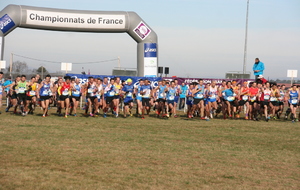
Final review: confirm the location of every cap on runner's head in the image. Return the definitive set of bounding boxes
[126,78,132,83]
[258,75,263,79]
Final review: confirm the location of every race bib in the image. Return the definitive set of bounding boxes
[29,91,36,96]
[227,96,235,101]
[42,90,49,96]
[291,99,298,104]
[96,94,101,99]
[88,88,93,93]
[188,97,193,101]
[211,94,216,98]
[62,90,69,96]
[197,94,203,98]
[144,89,150,97]
[270,97,277,101]
[18,88,25,93]
[109,91,115,96]
[264,95,270,100]
[169,95,175,100]
[242,95,248,101]
[48,91,53,96]
[127,92,132,97]
[250,96,256,102]
[159,93,164,98]
[233,93,237,97]
[73,91,80,95]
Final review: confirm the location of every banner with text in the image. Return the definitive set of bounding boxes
[26,10,126,29]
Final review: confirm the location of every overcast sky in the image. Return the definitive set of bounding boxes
[1,0,299,79]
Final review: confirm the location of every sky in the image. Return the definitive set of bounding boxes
[0,0,299,79]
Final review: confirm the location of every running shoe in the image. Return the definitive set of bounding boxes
[235,114,240,119]
[103,113,107,118]
[245,116,248,120]
[296,119,299,122]
[42,115,46,118]
[89,113,94,117]
[64,115,68,118]
[174,114,178,118]
[205,116,210,121]
[5,107,9,112]
[200,117,206,120]
[73,114,77,117]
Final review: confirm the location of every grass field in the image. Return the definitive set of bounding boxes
[0,108,299,189]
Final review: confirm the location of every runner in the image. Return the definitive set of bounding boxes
[207,80,218,119]
[238,81,250,120]
[15,75,29,116]
[270,83,280,120]
[222,82,235,119]
[135,79,144,117]
[122,78,135,118]
[71,78,82,116]
[165,81,178,118]
[101,77,109,115]
[37,75,53,117]
[286,84,299,122]
[186,83,194,118]
[140,79,152,119]
[191,79,205,120]
[152,80,167,117]
[84,76,97,117]
[113,77,122,118]
[248,82,259,121]
[277,85,286,119]
[26,76,38,114]
[3,76,13,112]
[262,83,271,122]
[0,72,3,114]
[103,78,116,118]
[58,76,72,117]
[216,80,227,118]
[94,78,103,116]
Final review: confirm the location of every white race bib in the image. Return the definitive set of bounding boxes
[242,95,248,101]
[227,96,235,101]
[62,90,69,96]
[291,99,298,104]
[73,91,80,95]
[197,94,203,98]
[18,88,25,93]
[270,97,277,101]
[127,92,132,97]
[264,95,270,100]
[29,91,36,96]
[250,96,256,101]
[169,95,175,100]
[211,94,216,98]
[109,91,115,96]
[88,88,93,93]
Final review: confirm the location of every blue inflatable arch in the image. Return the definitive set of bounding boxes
[0,4,158,77]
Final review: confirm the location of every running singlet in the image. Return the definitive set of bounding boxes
[167,87,176,101]
[105,84,115,97]
[72,84,81,97]
[208,86,218,102]
[240,87,249,101]
[289,90,298,105]
[102,83,108,96]
[27,83,37,96]
[141,85,152,99]
[87,83,97,97]
[278,90,285,102]
[123,84,134,101]
[194,85,205,99]
[263,89,271,101]
[40,82,51,96]
[222,89,234,102]
[158,85,167,99]
[249,87,259,102]
[270,90,279,102]
[114,83,122,96]
[16,81,27,94]
[60,82,71,96]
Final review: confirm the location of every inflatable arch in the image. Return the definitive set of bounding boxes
[0,4,158,77]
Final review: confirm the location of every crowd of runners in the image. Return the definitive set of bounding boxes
[0,71,299,122]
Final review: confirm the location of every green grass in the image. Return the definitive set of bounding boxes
[0,108,300,189]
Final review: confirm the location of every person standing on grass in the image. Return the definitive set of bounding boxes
[253,58,265,81]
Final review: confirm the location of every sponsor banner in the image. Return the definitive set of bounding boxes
[144,57,157,77]
[144,43,157,57]
[0,14,15,33]
[26,10,126,29]
[163,77,254,85]
[133,21,151,40]
[66,74,162,87]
